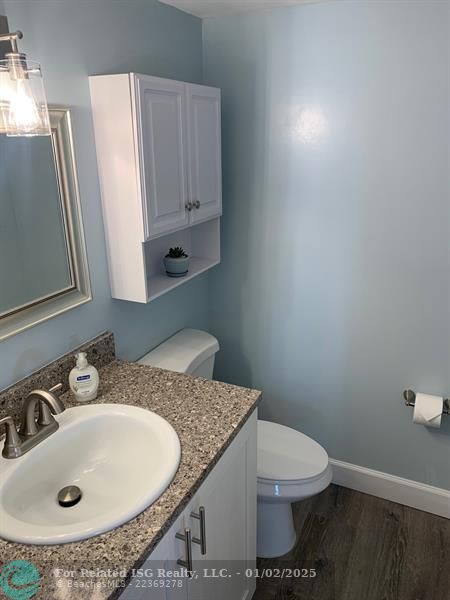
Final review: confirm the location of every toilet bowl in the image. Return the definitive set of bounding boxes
[137,329,332,559]
[257,420,332,557]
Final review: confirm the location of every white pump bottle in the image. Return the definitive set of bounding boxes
[69,352,99,402]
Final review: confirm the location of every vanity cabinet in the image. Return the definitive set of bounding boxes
[89,74,221,303]
[121,411,257,600]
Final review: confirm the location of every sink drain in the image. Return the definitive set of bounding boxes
[58,485,82,508]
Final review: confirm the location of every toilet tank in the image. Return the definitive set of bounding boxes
[137,329,220,379]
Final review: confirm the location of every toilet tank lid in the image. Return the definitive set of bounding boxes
[137,329,219,374]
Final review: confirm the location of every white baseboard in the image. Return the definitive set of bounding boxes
[329,458,450,519]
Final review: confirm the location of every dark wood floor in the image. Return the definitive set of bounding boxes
[253,484,450,600]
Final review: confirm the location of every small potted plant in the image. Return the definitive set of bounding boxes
[164,246,190,278]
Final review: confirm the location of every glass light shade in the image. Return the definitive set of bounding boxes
[0,58,51,136]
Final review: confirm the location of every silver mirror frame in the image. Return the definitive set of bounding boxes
[0,107,92,340]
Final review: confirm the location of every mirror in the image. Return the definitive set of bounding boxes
[0,107,91,340]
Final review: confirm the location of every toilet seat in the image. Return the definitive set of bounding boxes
[257,420,329,483]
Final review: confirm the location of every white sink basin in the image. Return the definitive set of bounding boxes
[0,404,181,545]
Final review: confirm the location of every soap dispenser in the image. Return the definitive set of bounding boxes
[69,352,99,402]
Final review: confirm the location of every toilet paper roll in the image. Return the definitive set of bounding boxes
[413,393,443,429]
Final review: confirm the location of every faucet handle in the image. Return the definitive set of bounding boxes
[49,383,63,395]
[37,384,65,427]
[37,402,56,427]
[0,416,22,459]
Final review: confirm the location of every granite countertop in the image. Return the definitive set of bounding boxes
[0,360,261,599]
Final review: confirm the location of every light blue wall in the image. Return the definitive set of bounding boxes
[203,0,450,489]
[0,0,209,390]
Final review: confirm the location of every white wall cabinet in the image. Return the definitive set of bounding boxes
[121,411,257,600]
[89,73,222,303]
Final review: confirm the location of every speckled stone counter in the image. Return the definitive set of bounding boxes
[0,360,261,599]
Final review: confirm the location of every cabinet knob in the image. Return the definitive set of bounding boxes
[176,527,193,576]
[193,200,200,209]
[185,202,193,212]
[191,506,206,555]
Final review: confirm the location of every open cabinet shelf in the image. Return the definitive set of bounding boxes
[144,218,220,302]
[147,257,219,301]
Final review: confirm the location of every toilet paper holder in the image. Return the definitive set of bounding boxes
[403,389,450,416]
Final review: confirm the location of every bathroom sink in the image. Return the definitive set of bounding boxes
[0,404,181,545]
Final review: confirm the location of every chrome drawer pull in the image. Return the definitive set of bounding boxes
[191,506,206,555]
[176,527,193,576]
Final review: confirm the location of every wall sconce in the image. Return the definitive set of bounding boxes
[0,17,51,136]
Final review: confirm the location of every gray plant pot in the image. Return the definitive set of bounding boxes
[164,256,190,278]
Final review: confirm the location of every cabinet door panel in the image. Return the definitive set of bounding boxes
[136,76,189,238]
[186,85,222,224]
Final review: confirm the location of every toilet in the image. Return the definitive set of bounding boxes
[257,420,332,557]
[138,329,332,558]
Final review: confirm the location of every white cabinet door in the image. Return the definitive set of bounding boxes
[135,75,189,239]
[188,413,257,600]
[186,84,222,225]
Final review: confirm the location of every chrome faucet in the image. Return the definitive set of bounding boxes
[0,384,65,459]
